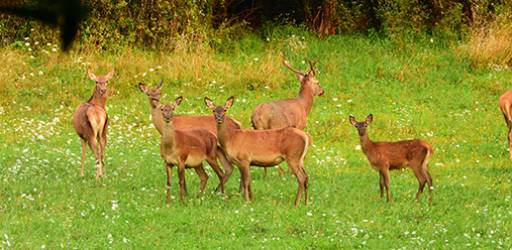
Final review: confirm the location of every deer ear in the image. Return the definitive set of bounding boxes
[104,69,115,81]
[366,114,373,124]
[225,96,235,109]
[138,82,148,93]
[174,96,183,106]
[156,80,163,90]
[204,97,216,110]
[349,115,357,126]
[87,69,97,81]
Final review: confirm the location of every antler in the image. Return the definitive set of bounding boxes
[280,52,304,76]
[307,60,317,76]
[156,79,163,88]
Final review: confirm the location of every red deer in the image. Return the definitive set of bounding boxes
[251,54,324,176]
[72,68,114,178]
[138,81,242,136]
[205,96,311,207]
[499,91,512,160]
[349,114,433,203]
[138,81,239,192]
[158,97,226,204]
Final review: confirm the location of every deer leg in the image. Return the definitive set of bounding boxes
[382,168,392,202]
[379,171,385,198]
[86,137,102,179]
[177,161,187,203]
[194,165,208,197]
[216,150,232,192]
[206,157,225,194]
[99,134,106,177]
[239,162,252,202]
[289,162,305,207]
[424,170,433,203]
[276,165,286,177]
[80,139,86,177]
[508,129,512,160]
[301,167,309,206]
[165,163,173,205]
[263,167,268,178]
[412,167,427,202]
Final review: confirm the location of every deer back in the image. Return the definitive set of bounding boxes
[251,99,307,130]
[364,139,430,169]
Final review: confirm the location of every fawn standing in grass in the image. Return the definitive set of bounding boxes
[206,96,311,207]
[158,97,225,204]
[349,114,433,203]
[72,69,114,178]
[251,54,324,177]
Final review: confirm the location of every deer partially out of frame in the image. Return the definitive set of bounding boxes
[205,96,311,207]
[349,114,434,203]
[72,68,114,178]
[138,81,239,192]
[251,54,324,176]
[158,97,226,204]
[499,91,512,160]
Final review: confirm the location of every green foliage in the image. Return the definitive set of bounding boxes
[1,31,511,248]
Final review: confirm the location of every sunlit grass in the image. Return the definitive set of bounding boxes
[1,30,511,248]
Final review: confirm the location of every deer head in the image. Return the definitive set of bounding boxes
[88,68,114,96]
[204,96,234,124]
[349,114,373,136]
[158,96,183,123]
[139,80,163,107]
[281,53,324,96]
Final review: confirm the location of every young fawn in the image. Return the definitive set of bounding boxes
[158,97,225,204]
[349,114,434,203]
[205,96,311,207]
[251,54,324,177]
[72,69,114,178]
[499,91,512,160]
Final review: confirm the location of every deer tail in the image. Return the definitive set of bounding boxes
[420,142,433,171]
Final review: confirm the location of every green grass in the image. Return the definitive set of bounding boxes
[1,31,511,249]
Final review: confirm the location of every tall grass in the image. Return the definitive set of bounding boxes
[459,6,512,69]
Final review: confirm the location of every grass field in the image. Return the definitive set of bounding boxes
[1,30,511,249]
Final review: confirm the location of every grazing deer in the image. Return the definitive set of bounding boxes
[251,54,324,176]
[158,97,226,204]
[499,91,512,160]
[349,114,434,203]
[138,81,239,192]
[72,68,114,178]
[205,96,311,207]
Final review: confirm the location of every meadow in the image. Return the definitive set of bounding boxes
[0,29,511,249]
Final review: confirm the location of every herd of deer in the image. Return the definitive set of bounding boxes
[73,55,512,207]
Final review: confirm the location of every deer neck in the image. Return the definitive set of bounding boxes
[360,132,374,154]
[88,87,106,108]
[161,121,176,148]
[149,100,164,135]
[151,108,165,135]
[217,118,233,148]
[298,85,314,115]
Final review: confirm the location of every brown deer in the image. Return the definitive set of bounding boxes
[205,96,311,207]
[251,54,324,176]
[138,81,242,136]
[499,91,512,160]
[138,81,239,192]
[349,114,434,203]
[72,68,114,178]
[158,97,226,204]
